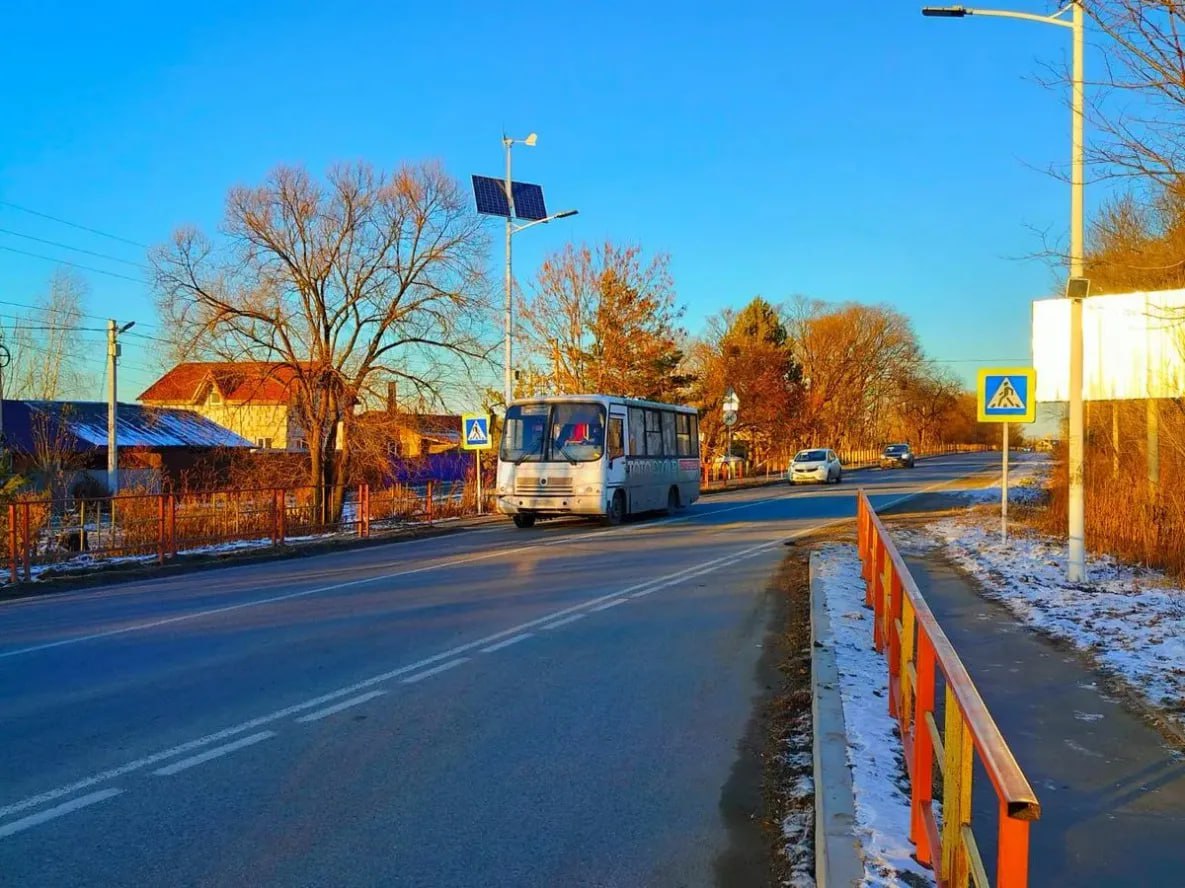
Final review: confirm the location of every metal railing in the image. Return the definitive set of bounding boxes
[3,481,490,584]
[856,491,1040,888]
[701,443,992,488]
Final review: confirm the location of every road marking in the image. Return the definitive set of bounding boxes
[152,731,276,777]
[0,485,802,659]
[589,599,628,612]
[0,465,987,820]
[480,633,533,654]
[295,691,387,723]
[541,613,586,630]
[0,788,123,840]
[402,657,469,684]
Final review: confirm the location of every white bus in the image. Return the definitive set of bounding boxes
[496,395,702,528]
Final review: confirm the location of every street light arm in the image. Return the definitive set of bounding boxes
[512,210,579,234]
[923,4,1074,28]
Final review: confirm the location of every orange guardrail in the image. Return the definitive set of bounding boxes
[856,490,1040,888]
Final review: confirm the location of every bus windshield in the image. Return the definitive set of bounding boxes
[501,402,606,464]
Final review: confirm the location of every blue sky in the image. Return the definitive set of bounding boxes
[0,0,1105,407]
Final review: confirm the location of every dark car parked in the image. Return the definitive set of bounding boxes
[880,443,915,469]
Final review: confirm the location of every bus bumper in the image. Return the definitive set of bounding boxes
[497,494,606,516]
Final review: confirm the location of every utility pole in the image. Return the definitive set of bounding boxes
[107,319,135,494]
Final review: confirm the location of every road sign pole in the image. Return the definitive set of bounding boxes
[476,450,483,516]
[1001,422,1009,543]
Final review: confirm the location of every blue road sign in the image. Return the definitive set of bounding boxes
[977,368,1037,423]
[462,413,491,450]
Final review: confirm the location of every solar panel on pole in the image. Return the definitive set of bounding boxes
[471,175,510,217]
[510,182,547,221]
[471,175,549,221]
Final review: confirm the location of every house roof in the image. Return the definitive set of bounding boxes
[357,411,463,445]
[1,401,254,452]
[139,362,302,405]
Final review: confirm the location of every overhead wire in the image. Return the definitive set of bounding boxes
[0,245,147,284]
[0,200,148,248]
[0,227,148,269]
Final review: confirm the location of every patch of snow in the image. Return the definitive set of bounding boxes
[781,708,816,888]
[895,508,1185,728]
[814,543,936,887]
[959,453,1050,506]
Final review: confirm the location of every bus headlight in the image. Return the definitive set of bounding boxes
[583,485,601,495]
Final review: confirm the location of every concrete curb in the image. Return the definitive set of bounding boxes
[809,550,865,888]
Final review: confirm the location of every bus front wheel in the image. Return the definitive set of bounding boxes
[513,513,536,529]
[603,491,625,527]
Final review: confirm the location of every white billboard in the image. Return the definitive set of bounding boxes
[1032,289,1185,401]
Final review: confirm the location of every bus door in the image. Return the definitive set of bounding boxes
[607,407,628,506]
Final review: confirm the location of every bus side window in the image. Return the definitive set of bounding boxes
[628,407,646,455]
[608,417,625,460]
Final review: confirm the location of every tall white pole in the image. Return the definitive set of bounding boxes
[503,139,515,407]
[107,319,119,495]
[1067,0,1086,581]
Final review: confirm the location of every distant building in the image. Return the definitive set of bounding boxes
[0,399,254,490]
[139,362,306,450]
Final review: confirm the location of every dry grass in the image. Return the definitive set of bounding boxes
[1034,401,1185,578]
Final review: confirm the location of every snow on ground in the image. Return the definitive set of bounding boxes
[780,706,816,888]
[958,452,1049,506]
[814,543,936,887]
[893,491,1185,728]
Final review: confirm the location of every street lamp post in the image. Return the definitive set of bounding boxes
[922,1,1088,581]
[500,133,578,406]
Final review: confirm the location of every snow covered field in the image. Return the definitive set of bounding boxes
[814,544,935,886]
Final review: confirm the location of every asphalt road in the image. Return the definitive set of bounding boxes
[0,452,996,887]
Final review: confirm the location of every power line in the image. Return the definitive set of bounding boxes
[0,201,147,248]
[0,298,161,333]
[0,245,147,285]
[0,228,148,269]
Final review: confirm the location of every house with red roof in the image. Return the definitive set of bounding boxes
[138,362,306,451]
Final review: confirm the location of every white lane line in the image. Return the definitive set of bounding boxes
[295,691,387,724]
[541,613,586,630]
[0,496,958,821]
[152,731,276,777]
[0,788,123,840]
[0,485,797,660]
[588,599,628,612]
[480,633,533,654]
[401,657,469,684]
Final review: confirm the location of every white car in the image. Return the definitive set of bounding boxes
[788,448,843,484]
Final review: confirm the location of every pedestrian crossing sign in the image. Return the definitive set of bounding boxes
[977,368,1037,423]
[462,413,492,450]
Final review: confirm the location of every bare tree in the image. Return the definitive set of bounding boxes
[2,268,92,400]
[151,161,491,521]
[517,242,687,400]
[783,298,923,448]
[1080,2,1185,186]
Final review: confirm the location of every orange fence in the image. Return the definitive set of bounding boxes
[856,490,1040,888]
[3,481,487,584]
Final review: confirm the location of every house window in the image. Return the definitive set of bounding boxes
[255,437,273,450]
[208,391,222,405]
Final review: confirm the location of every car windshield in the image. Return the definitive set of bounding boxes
[885,445,908,455]
[795,449,828,462]
[500,402,606,464]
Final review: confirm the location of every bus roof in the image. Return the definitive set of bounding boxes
[507,394,698,414]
